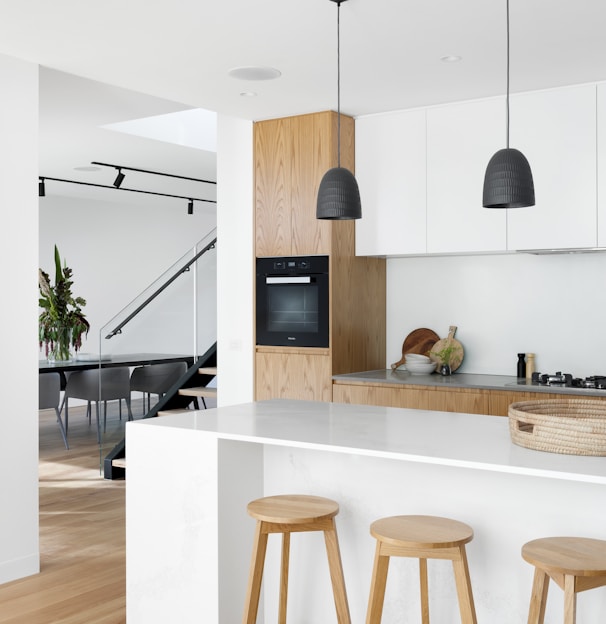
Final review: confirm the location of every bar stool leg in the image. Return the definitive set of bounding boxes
[323,518,351,624]
[278,532,290,624]
[563,575,576,624]
[527,568,549,624]
[451,546,477,624]
[243,521,269,624]
[419,558,429,624]
[366,542,389,624]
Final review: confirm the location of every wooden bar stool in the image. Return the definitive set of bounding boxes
[522,536,606,624]
[366,515,477,624]
[242,494,351,624]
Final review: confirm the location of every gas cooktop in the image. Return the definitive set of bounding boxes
[529,371,606,390]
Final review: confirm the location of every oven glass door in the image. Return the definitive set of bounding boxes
[257,270,329,347]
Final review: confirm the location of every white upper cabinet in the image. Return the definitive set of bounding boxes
[355,110,427,256]
[598,83,606,247]
[507,84,597,250]
[426,98,507,253]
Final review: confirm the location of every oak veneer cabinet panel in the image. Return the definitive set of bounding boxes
[256,349,332,402]
[332,383,429,409]
[487,390,606,416]
[427,388,489,415]
[254,111,356,257]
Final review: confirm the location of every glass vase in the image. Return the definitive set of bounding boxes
[47,326,73,362]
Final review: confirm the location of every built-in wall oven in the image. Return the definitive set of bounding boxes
[256,255,329,348]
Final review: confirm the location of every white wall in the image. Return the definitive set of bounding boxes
[0,54,40,583]
[387,251,606,377]
[216,114,254,406]
[38,195,217,357]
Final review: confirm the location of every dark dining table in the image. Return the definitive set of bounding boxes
[39,352,195,388]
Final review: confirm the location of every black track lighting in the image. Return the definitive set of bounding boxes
[37,176,217,206]
[113,168,125,188]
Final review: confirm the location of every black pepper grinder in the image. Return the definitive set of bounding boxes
[517,353,526,378]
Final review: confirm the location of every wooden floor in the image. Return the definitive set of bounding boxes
[0,403,129,624]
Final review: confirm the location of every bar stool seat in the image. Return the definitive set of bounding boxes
[242,494,350,624]
[522,536,606,624]
[366,515,477,624]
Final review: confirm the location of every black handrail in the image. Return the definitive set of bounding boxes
[104,236,217,339]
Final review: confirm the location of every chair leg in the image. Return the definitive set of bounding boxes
[366,542,389,624]
[64,398,69,433]
[324,519,351,624]
[243,521,269,624]
[419,558,429,624]
[527,568,549,624]
[54,407,69,450]
[95,402,101,444]
[202,396,207,409]
[126,396,133,421]
[279,532,290,624]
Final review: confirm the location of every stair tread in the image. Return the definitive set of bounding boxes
[198,366,217,375]
[178,386,217,398]
[157,408,193,416]
[112,458,126,469]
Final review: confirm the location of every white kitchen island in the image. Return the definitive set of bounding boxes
[125,399,606,623]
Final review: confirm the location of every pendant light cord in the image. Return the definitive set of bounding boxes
[336,0,342,168]
[506,0,510,149]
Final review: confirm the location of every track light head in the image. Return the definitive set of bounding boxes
[39,178,46,197]
[113,168,125,188]
[187,199,194,215]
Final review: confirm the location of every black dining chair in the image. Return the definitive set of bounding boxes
[39,372,69,449]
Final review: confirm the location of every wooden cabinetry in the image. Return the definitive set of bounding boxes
[355,110,427,256]
[333,381,606,417]
[254,111,386,402]
[507,84,597,250]
[255,111,355,257]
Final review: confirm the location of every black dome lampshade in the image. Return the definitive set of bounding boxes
[483,0,535,209]
[317,0,362,220]
[483,147,535,208]
[317,166,362,220]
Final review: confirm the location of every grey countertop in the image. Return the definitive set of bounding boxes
[332,369,606,398]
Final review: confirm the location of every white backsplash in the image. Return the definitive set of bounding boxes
[387,251,606,377]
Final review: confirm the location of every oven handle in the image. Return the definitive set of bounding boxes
[266,276,311,284]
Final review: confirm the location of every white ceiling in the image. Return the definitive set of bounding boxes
[2,0,606,203]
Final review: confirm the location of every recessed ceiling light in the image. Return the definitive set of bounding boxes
[228,66,281,81]
[240,91,258,98]
[440,55,462,63]
[74,165,102,172]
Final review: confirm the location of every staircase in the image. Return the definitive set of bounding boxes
[103,343,217,479]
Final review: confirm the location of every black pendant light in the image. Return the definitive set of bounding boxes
[316,0,361,220]
[483,0,535,209]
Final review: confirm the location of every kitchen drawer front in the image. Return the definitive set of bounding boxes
[333,383,429,409]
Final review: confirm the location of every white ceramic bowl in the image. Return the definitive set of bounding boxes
[405,353,431,362]
[406,360,437,375]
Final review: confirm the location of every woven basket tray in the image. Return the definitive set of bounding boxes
[508,399,606,456]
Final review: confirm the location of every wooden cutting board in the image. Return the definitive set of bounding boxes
[391,328,440,370]
[429,325,464,372]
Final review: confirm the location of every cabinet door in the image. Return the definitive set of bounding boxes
[598,83,606,247]
[255,351,332,401]
[355,110,427,256]
[427,98,507,253]
[507,85,597,250]
[255,117,292,257]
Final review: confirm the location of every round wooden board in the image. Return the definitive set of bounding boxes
[391,328,439,370]
[429,326,464,372]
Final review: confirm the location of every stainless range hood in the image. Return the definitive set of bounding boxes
[516,247,606,255]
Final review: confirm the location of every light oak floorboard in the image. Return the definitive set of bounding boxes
[0,402,130,624]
